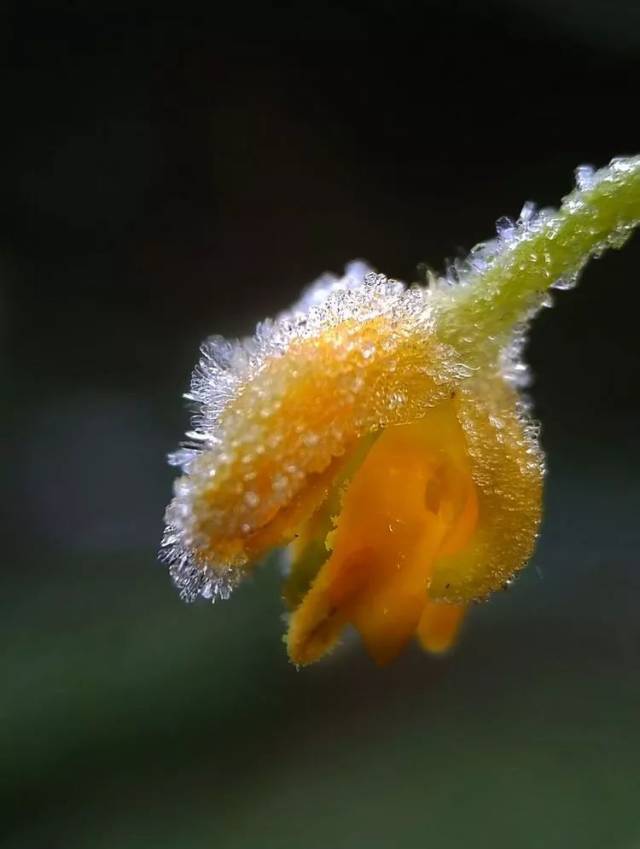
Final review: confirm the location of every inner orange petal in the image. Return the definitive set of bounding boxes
[416,600,466,654]
[287,401,478,666]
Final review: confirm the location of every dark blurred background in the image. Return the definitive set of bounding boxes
[2,3,640,848]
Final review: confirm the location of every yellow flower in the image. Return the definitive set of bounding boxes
[162,157,640,666]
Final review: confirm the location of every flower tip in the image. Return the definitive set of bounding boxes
[416,601,466,655]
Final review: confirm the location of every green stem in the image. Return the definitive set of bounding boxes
[437,156,640,353]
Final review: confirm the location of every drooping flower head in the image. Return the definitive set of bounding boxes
[162,157,640,666]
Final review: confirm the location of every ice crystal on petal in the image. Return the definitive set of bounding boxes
[496,216,516,242]
[159,524,239,603]
[575,164,596,192]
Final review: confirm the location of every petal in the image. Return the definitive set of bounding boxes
[416,601,466,654]
[428,377,543,603]
[163,272,468,596]
[287,402,479,666]
[282,432,378,610]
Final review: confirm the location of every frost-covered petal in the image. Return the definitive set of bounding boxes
[162,269,470,598]
[428,376,543,602]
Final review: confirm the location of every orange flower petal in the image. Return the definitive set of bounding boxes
[428,378,543,603]
[416,601,466,654]
[287,402,478,665]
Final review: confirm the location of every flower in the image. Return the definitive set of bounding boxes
[162,156,640,666]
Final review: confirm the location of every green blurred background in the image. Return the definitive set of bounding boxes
[3,3,640,847]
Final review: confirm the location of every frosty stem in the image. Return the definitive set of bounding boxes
[438,156,640,353]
